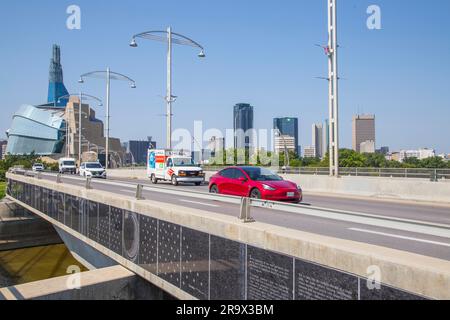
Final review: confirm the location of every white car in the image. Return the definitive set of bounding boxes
[32,163,44,172]
[79,162,107,179]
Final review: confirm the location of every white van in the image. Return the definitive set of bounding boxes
[147,149,205,186]
[58,158,77,174]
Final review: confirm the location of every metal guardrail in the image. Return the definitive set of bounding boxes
[202,166,450,181]
[8,170,450,240]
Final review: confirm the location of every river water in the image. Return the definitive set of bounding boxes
[0,244,88,288]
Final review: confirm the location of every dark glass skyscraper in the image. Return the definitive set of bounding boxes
[47,45,69,107]
[273,117,299,155]
[128,138,157,165]
[233,103,254,150]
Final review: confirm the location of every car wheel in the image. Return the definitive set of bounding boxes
[171,175,179,186]
[250,188,261,199]
[151,174,158,184]
[210,185,219,194]
[195,182,202,186]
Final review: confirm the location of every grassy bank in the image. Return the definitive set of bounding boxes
[0,182,5,200]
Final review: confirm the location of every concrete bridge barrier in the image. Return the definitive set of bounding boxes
[5,172,450,300]
[283,174,450,204]
[108,168,450,204]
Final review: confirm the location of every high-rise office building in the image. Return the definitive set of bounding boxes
[234,103,254,150]
[360,140,375,154]
[207,136,225,157]
[304,146,316,158]
[273,117,299,155]
[352,115,376,153]
[48,45,69,107]
[0,140,7,160]
[323,119,330,156]
[376,146,390,155]
[274,135,297,154]
[128,138,157,165]
[312,123,324,159]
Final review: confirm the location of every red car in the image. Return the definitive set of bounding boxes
[209,166,303,203]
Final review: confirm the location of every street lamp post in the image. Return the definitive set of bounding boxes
[58,93,103,166]
[78,69,136,169]
[130,27,206,149]
[328,0,339,177]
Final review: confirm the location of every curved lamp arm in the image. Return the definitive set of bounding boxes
[79,71,136,87]
[58,93,103,106]
[130,30,205,56]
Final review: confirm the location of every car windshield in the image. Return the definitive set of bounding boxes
[172,158,196,167]
[63,161,75,166]
[242,167,283,181]
[34,164,43,167]
[86,163,103,169]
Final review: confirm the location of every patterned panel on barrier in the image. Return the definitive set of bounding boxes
[25,183,31,207]
[123,211,139,263]
[6,179,12,197]
[247,246,294,300]
[34,186,41,212]
[109,207,123,255]
[158,221,181,287]
[294,259,358,300]
[210,236,246,300]
[56,192,65,223]
[87,200,99,242]
[79,198,88,236]
[49,190,58,220]
[98,203,110,248]
[41,188,47,215]
[181,227,209,300]
[64,194,72,228]
[71,196,81,233]
[138,215,158,274]
[359,280,425,300]
[30,183,34,208]
[47,188,54,219]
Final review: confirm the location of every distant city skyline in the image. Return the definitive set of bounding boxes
[1,1,449,154]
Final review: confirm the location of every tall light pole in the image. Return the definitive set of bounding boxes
[78,69,136,169]
[130,28,206,149]
[58,93,103,165]
[328,0,339,177]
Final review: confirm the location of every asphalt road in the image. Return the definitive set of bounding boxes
[21,173,450,261]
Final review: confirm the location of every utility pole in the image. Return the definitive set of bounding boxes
[167,27,173,149]
[328,0,340,177]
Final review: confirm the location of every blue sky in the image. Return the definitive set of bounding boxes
[0,0,449,153]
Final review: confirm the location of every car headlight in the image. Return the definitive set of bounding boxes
[262,184,276,191]
[297,185,302,192]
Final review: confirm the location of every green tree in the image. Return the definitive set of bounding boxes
[339,149,366,167]
[364,153,388,168]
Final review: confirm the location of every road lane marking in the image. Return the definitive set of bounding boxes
[179,199,219,208]
[349,228,450,247]
[120,189,136,194]
[121,189,219,208]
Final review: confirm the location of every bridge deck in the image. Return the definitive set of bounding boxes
[33,173,450,261]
